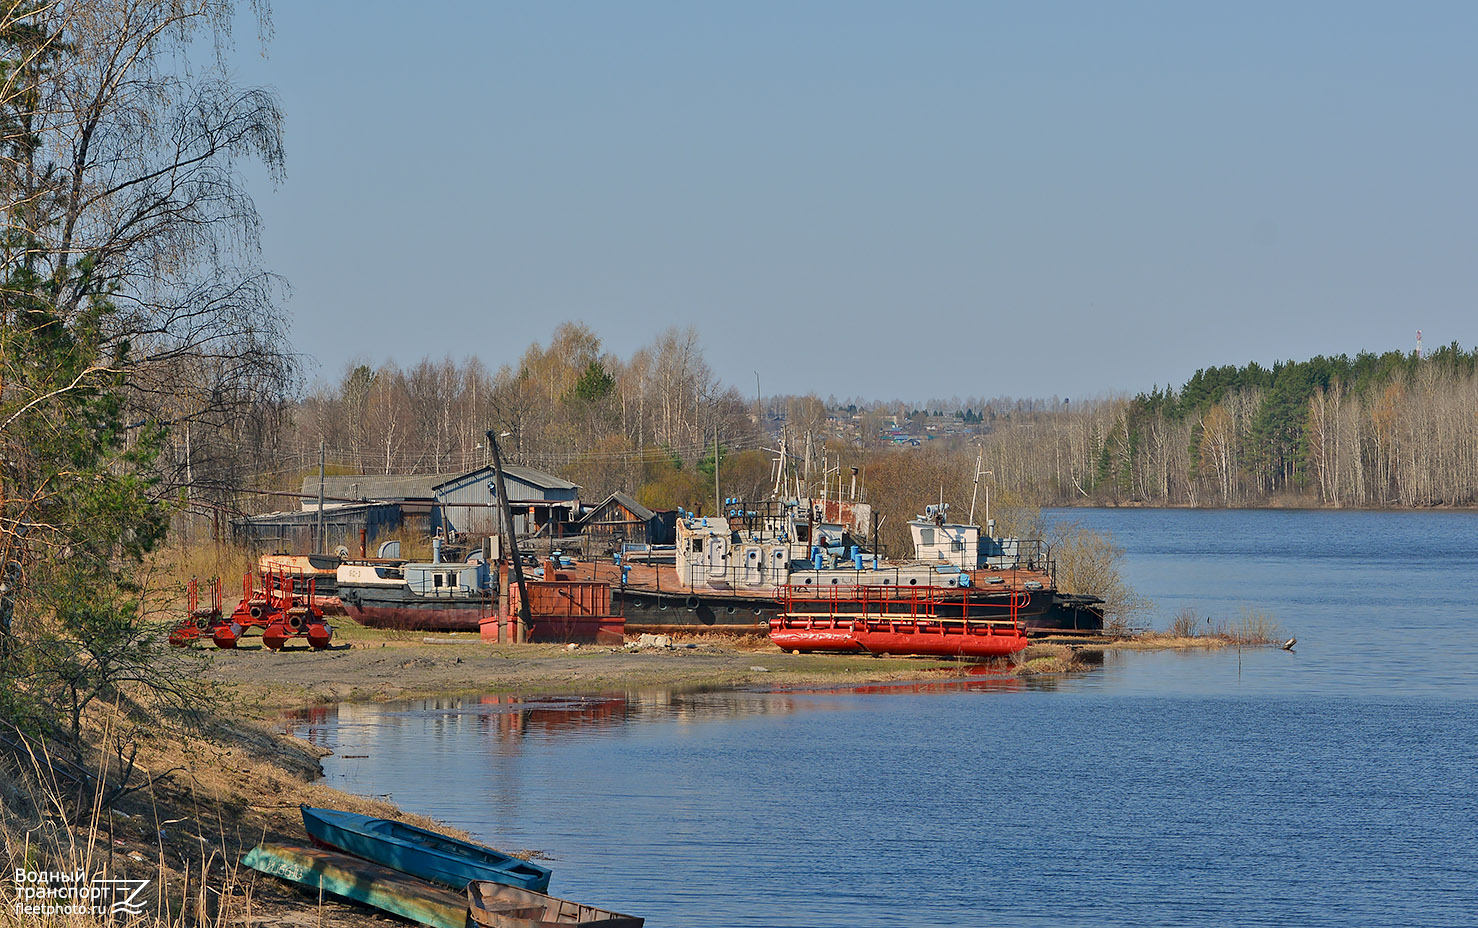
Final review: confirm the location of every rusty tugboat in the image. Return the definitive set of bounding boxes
[571,498,1103,640]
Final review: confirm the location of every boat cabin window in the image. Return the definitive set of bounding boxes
[951,539,964,552]
[918,527,934,545]
[691,537,704,553]
[433,573,445,588]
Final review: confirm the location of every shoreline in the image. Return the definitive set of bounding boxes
[1048,499,1478,512]
[206,626,1255,717]
[209,636,1030,716]
[0,629,1263,928]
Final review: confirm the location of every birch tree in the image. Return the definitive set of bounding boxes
[0,1,289,761]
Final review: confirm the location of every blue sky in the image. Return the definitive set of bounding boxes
[230,2,1478,400]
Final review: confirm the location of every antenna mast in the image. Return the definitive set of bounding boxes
[969,450,983,523]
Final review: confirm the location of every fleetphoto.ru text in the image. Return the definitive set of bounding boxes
[12,869,150,918]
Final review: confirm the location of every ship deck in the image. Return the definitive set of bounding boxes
[572,559,1055,598]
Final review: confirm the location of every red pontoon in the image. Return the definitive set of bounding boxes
[770,584,1030,658]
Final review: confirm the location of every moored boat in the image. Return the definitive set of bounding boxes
[299,805,552,892]
[577,498,1102,636]
[336,558,493,631]
[467,880,644,928]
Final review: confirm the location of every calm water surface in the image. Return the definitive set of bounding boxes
[290,510,1478,927]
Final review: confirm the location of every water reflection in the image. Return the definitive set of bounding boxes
[284,688,830,754]
[278,666,1065,761]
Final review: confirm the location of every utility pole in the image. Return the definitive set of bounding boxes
[316,441,326,553]
[802,431,812,498]
[488,429,531,641]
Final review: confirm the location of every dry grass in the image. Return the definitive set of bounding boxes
[353,533,434,561]
[0,717,262,928]
[145,542,256,597]
[0,696,493,928]
[1116,633,1234,650]
[1168,607,1201,637]
[1147,606,1284,648]
[667,631,776,651]
[1012,643,1079,674]
[1218,607,1283,645]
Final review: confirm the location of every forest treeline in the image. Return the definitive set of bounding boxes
[267,328,1478,565]
[288,322,778,508]
[975,345,1478,508]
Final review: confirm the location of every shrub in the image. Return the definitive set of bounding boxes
[1169,607,1201,637]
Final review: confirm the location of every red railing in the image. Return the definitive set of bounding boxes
[778,583,1025,634]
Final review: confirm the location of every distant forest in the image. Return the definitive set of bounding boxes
[215,328,1478,554]
[984,344,1478,509]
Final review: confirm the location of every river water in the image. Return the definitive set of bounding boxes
[287,509,1478,927]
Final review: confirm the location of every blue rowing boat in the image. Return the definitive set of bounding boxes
[300,805,552,892]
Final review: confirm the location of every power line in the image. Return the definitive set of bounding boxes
[251,433,769,477]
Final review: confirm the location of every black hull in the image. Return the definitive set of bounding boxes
[615,587,1103,636]
[616,589,774,635]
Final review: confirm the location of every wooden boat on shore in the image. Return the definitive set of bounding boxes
[243,842,469,928]
[300,805,552,892]
[468,880,644,928]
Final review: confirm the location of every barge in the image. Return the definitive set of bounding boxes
[574,500,1102,637]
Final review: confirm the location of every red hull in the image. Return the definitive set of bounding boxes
[770,617,1027,657]
[769,619,863,653]
[479,614,625,645]
[480,571,626,644]
[769,584,1030,658]
[851,620,1028,657]
[345,603,486,631]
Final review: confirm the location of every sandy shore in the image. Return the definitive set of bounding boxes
[205,630,1010,713]
[203,623,1251,715]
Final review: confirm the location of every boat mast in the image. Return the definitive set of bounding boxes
[969,450,983,524]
